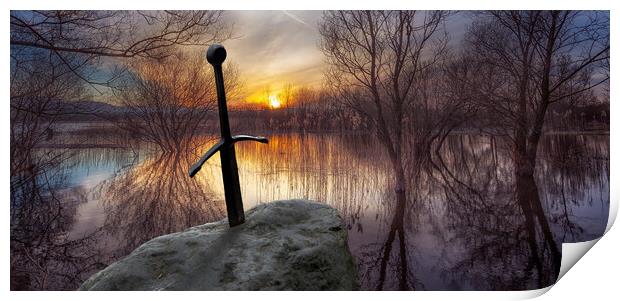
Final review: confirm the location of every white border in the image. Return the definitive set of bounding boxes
[3,1,617,300]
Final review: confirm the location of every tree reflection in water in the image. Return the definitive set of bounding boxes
[364,190,415,290]
[431,134,608,289]
[376,191,409,290]
[10,148,106,290]
[95,151,224,255]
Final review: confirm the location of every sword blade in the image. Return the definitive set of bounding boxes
[219,142,245,226]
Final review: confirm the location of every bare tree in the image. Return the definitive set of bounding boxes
[320,10,449,194]
[319,10,450,290]
[466,11,608,168]
[293,87,315,131]
[280,83,294,109]
[462,10,609,284]
[114,51,240,153]
[10,50,83,173]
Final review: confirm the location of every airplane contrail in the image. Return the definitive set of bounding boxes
[282,11,311,28]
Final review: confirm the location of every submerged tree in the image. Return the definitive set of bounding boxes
[319,10,453,290]
[460,10,609,285]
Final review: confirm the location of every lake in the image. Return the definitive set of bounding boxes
[22,125,610,290]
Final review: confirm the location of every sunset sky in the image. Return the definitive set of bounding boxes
[222,11,325,106]
[218,11,472,108]
[92,11,470,108]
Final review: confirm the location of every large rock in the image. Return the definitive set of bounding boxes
[80,200,358,290]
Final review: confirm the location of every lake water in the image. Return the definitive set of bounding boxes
[29,127,610,290]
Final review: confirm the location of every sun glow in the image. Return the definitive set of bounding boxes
[269,95,281,109]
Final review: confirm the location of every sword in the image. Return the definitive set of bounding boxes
[189,44,268,227]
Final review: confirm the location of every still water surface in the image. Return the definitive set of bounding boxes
[53,129,608,290]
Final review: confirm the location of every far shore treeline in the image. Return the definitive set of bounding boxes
[27,98,611,134]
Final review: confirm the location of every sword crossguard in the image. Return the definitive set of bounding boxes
[230,134,269,144]
[189,135,268,178]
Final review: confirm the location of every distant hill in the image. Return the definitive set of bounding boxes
[50,100,127,121]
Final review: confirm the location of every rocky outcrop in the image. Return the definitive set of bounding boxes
[80,200,358,290]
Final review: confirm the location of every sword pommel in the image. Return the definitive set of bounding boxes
[206,44,227,65]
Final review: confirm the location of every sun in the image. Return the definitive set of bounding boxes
[269,95,281,109]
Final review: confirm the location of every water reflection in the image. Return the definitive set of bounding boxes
[95,152,225,255]
[372,191,411,290]
[430,134,608,289]
[10,126,148,290]
[11,131,609,291]
[226,133,608,290]
[10,147,107,290]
